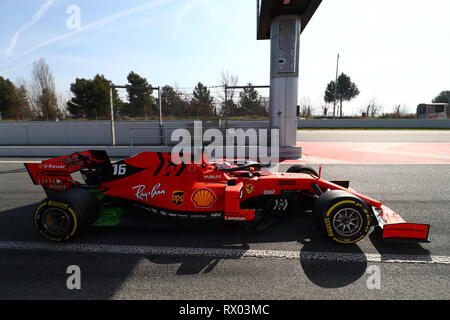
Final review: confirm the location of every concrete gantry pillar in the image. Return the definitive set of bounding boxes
[269,15,301,148]
[257,0,322,157]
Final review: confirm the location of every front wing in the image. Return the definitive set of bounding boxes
[372,205,430,243]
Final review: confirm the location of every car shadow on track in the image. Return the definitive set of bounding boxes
[87,213,371,290]
[295,215,368,289]
[0,204,432,298]
[368,227,431,257]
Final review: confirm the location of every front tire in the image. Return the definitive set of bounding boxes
[34,188,99,242]
[313,190,371,244]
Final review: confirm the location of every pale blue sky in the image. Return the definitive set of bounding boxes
[1,0,449,115]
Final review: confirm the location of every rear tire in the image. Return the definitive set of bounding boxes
[287,165,318,177]
[313,190,371,244]
[34,188,99,242]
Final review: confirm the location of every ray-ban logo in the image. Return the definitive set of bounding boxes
[133,184,166,202]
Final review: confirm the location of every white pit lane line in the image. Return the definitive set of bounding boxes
[0,241,449,265]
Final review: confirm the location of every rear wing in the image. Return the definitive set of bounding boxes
[24,150,111,191]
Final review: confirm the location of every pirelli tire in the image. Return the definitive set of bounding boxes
[313,190,372,244]
[34,188,100,242]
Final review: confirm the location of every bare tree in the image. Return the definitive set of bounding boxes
[218,70,238,116]
[393,104,408,119]
[21,79,38,119]
[219,70,238,94]
[31,58,59,120]
[299,96,315,118]
[362,97,382,118]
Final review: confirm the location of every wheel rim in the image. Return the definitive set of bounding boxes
[332,208,363,237]
[42,208,71,236]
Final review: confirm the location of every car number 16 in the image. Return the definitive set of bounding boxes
[113,164,127,176]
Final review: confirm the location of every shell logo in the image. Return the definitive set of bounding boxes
[191,188,217,208]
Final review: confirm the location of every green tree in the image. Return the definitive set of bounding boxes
[122,72,155,118]
[92,74,122,118]
[0,76,18,119]
[0,77,31,120]
[67,74,121,119]
[324,81,336,105]
[432,91,450,103]
[161,85,186,117]
[324,73,360,118]
[190,82,215,117]
[67,78,92,117]
[238,84,267,117]
[15,83,32,119]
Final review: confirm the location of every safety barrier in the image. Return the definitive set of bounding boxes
[0,120,270,146]
[2,119,447,147]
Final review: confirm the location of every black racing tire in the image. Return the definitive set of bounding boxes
[34,188,100,242]
[286,165,318,177]
[312,190,371,244]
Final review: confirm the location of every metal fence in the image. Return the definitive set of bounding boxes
[129,120,271,147]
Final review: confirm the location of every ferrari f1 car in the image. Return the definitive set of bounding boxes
[24,151,430,244]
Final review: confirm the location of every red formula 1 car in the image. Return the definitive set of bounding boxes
[24,151,430,244]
